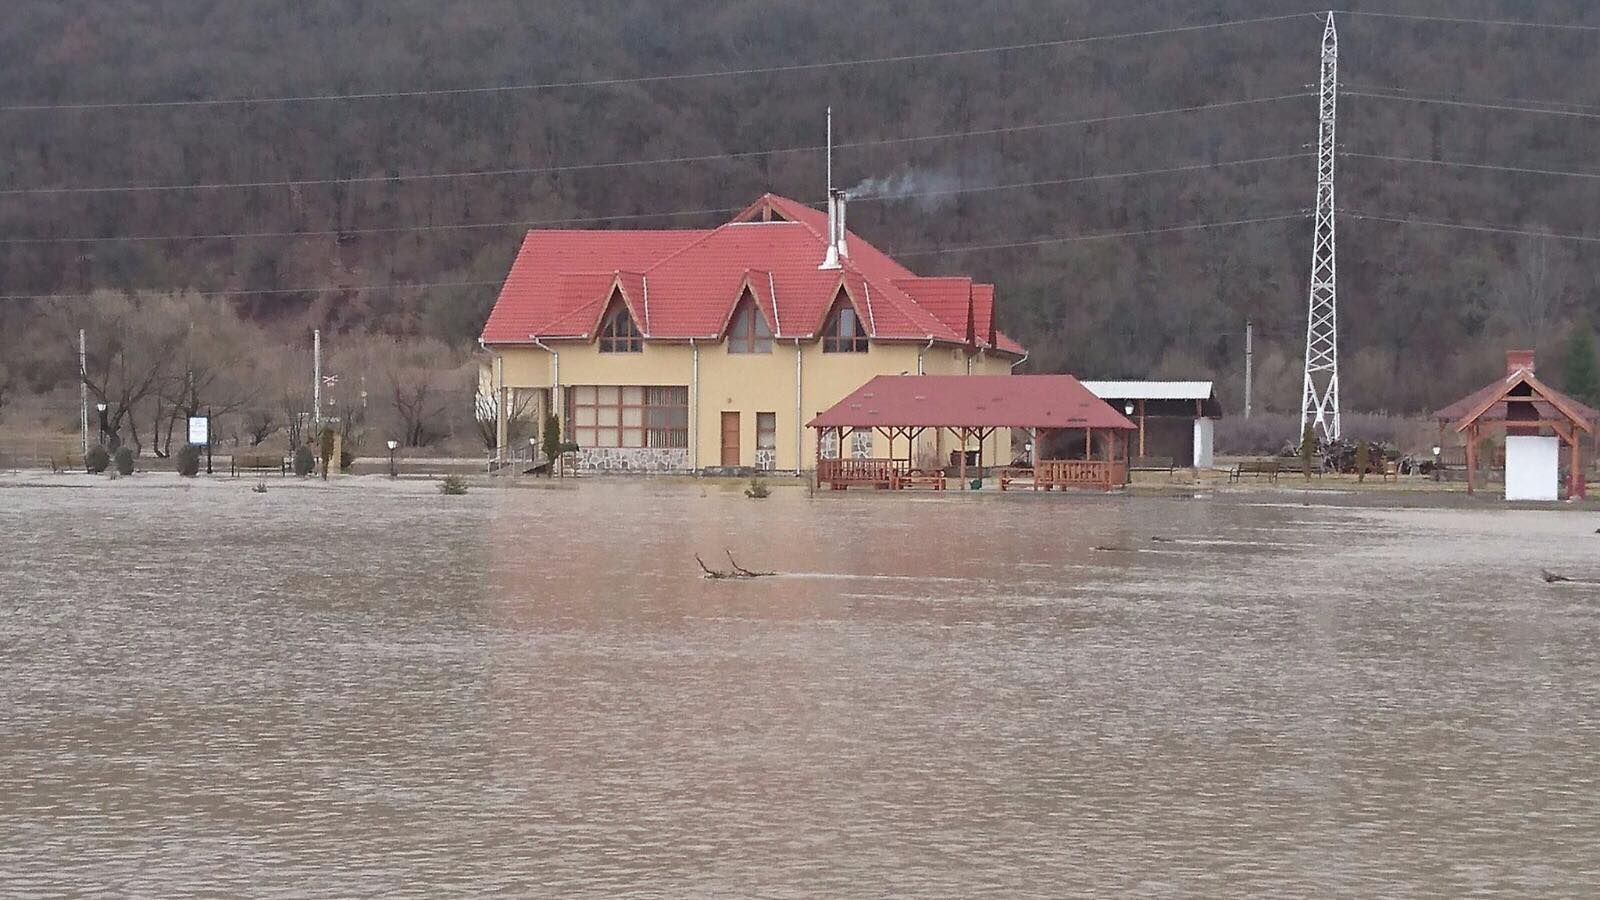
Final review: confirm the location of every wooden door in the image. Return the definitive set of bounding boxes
[720,412,740,467]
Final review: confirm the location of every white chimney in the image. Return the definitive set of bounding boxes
[836,190,849,259]
[819,189,841,270]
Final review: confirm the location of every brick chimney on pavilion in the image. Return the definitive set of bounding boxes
[1506,349,1536,377]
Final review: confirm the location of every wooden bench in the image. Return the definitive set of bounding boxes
[998,467,1032,491]
[896,469,947,490]
[231,452,287,476]
[51,454,86,473]
[1228,459,1281,483]
[1131,455,1176,474]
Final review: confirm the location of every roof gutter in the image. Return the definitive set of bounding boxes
[1011,351,1030,373]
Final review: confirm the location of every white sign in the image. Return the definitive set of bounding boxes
[187,416,210,446]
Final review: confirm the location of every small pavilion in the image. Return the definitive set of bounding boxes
[1436,350,1596,500]
[807,375,1137,491]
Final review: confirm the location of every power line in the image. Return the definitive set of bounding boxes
[0,13,1316,113]
[2,151,1308,245]
[1341,210,1600,244]
[0,279,504,303]
[1334,10,1600,33]
[1345,88,1600,121]
[1344,82,1600,115]
[2,212,1310,299]
[1342,151,1600,181]
[0,93,1310,196]
[893,212,1306,256]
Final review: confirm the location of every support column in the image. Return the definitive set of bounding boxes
[1137,399,1147,458]
[958,427,968,490]
[494,355,508,463]
[1465,425,1477,496]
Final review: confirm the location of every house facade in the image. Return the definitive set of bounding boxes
[479,193,1025,473]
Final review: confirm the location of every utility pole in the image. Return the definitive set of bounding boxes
[78,329,89,456]
[1244,319,1254,419]
[1300,11,1342,440]
[312,328,322,430]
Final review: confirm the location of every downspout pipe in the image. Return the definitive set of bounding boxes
[917,337,935,375]
[794,338,804,474]
[690,339,700,472]
[530,336,559,442]
[1011,351,1030,372]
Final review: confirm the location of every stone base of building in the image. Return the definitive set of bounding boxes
[570,447,690,473]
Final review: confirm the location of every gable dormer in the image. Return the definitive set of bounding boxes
[820,287,869,353]
[724,287,775,354]
[595,290,644,352]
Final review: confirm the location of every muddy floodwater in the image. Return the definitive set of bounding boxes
[2,478,1598,897]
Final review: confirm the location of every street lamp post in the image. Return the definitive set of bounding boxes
[387,439,399,478]
[95,402,108,448]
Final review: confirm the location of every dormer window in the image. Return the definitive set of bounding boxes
[598,302,643,353]
[728,295,773,354]
[822,303,868,353]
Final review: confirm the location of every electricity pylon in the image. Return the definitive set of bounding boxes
[1301,11,1341,441]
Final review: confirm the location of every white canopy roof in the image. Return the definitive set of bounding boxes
[1081,381,1216,401]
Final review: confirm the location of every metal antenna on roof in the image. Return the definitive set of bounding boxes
[825,106,833,197]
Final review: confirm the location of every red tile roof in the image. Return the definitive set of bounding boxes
[480,194,1025,355]
[807,375,1136,430]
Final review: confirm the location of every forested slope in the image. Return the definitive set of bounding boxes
[4,0,1600,416]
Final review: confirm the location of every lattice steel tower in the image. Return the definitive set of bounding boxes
[1301,11,1341,440]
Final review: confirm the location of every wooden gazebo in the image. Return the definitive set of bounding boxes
[807,375,1137,491]
[1436,350,1596,500]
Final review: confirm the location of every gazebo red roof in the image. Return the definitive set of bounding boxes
[807,375,1137,431]
[1436,350,1598,433]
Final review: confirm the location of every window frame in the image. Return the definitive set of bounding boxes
[598,302,644,353]
[822,302,869,353]
[727,296,774,354]
[566,385,688,449]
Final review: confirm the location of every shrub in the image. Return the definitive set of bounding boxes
[113,447,135,476]
[340,450,357,473]
[318,427,335,480]
[293,445,315,477]
[440,474,469,495]
[745,477,770,499]
[251,480,268,494]
[176,444,201,477]
[85,446,110,474]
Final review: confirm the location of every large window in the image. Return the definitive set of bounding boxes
[822,303,868,353]
[728,297,773,354]
[598,303,643,353]
[567,386,688,448]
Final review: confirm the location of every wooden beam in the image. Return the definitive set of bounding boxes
[1138,399,1147,458]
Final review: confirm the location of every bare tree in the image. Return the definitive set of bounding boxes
[473,388,537,450]
[1493,233,1572,350]
[44,292,184,453]
[0,361,12,425]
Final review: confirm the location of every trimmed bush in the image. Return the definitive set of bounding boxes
[440,474,469,495]
[113,447,135,476]
[176,444,201,477]
[85,446,110,474]
[340,450,356,473]
[744,477,770,499]
[293,446,315,477]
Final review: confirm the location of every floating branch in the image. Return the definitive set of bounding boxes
[1543,569,1600,585]
[695,550,776,579]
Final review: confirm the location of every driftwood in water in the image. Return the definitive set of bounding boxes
[696,550,776,579]
[1543,569,1600,585]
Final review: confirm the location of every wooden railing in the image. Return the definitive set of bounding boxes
[1034,459,1126,491]
[817,457,904,488]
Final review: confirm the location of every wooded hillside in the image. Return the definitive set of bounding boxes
[4,0,1600,419]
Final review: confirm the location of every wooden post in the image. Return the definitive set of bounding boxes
[1465,425,1477,496]
[1137,399,1147,458]
[958,427,968,490]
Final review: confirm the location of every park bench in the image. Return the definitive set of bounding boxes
[1131,455,1176,474]
[998,467,1032,491]
[231,451,287,476]
[897,469,947,491]
[51,453,86,473]
[1228,459,1281,483]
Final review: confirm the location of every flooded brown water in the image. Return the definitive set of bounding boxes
[2,478,1599,897]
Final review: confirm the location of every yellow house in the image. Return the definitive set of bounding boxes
[479,192,1025,473]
